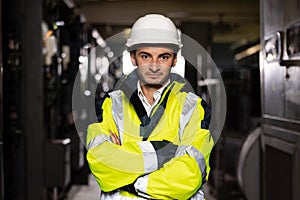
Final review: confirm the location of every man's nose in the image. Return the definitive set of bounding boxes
[149,61,160,72]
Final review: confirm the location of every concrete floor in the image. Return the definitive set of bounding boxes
[68,175,100,200]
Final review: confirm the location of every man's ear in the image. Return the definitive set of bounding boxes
[172,55,177,67]
[130,51,137,66]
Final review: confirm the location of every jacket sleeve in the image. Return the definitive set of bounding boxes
[86,97,176,192]
[133,98,214,199]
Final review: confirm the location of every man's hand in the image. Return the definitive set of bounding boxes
[110,130,121,145]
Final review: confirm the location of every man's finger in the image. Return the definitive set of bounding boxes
[110,131,120,145]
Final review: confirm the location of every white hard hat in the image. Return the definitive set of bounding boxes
[126,14,183,52]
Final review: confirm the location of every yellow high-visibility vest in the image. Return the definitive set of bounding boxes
[87,70,214,200]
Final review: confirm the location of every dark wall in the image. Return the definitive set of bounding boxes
[212,43,235,69]
[212,43,261,133]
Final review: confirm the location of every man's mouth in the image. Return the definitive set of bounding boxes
[146,73,162,78]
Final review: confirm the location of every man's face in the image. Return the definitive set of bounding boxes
[130,47,177,87]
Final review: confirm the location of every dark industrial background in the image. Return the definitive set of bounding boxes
[0,0,299,200]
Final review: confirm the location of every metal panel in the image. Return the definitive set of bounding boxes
[261,1,300,200]
[285,67,300,120]
[261,0,297,119]
[262,0,284,35]
[261,0,286,118]
[262,125,300,200]
[283,0,300,26]
[263,62,285,117]
[261,0,300,121]
[284,1,300,121]
[264,144,293,200]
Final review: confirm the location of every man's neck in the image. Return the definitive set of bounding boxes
[139,80,169,105]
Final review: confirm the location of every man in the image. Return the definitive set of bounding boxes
[86,14,214,199]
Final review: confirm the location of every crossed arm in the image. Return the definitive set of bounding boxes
[86,98,213,199]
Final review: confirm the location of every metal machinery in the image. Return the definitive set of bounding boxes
[260,0,300,199]
[210,1,300,199]
[2,0,45,198]
[2,0,90,199]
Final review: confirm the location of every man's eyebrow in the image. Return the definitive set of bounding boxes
[138,51,151,56]
[137,51,173,57]
[159,52,172,56]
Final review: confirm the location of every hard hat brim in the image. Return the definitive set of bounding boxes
[126,43,180,53]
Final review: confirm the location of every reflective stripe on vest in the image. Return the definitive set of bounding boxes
[175,145,207,183]
[100,191,146,200]
[177,92,207,181]
[87,134,111,150]
[178,92,199,141]
[190,189,205,200]
[110,90,124,144]
[134,174,151,199]
[100,189,205,200]
[137,141,158,173]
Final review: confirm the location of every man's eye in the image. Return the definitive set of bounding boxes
[140,55,149,60]
[139,53,149,59]
[160,55,170,60]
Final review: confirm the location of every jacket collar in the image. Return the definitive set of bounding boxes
[114,69,194,99]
